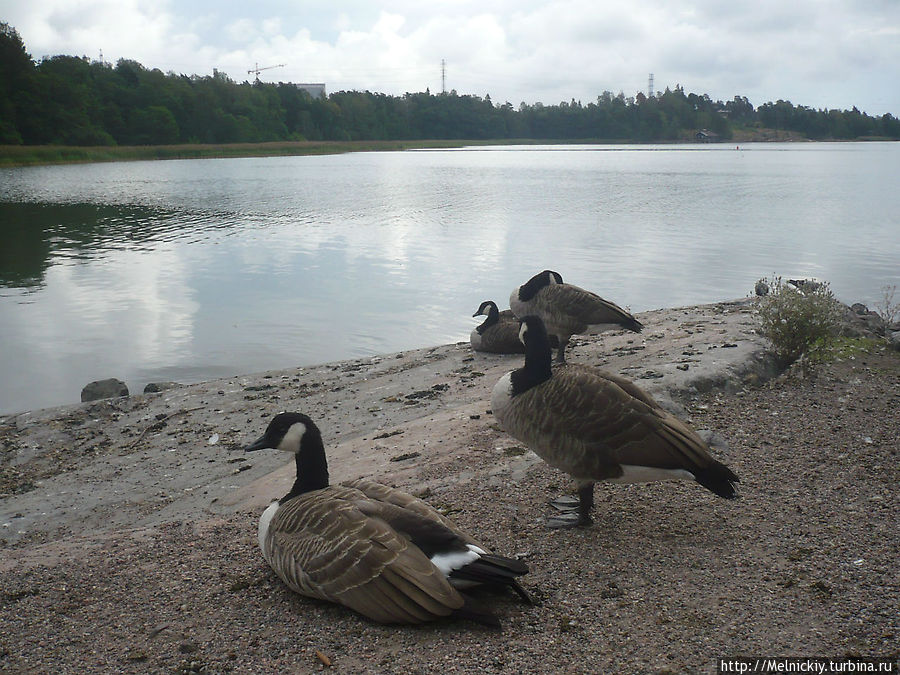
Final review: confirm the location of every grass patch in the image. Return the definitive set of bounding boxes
[1,138,685,167]
[875,284,899,325]
[822,336,883,360]
[0,139,492,167]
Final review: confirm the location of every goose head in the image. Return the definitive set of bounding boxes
[472,300,500,319]
[245,412,329,498]
[472,300,500,334]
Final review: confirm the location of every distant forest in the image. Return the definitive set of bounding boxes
[2,22,899,146]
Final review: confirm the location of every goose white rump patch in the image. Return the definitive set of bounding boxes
[608,465,694,484]
[586,322,624,334]
[430,544,486,577]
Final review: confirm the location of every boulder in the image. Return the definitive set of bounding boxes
[888,331,900,352]
[839,303,887,338]
[81,378,129,402]
[143,382,181,394]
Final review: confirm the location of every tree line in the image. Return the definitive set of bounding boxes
[2,22,898,146]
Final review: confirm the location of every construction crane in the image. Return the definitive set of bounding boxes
[248,62,285,82]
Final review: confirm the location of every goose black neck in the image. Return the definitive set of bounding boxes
[511,324,553,394]
[282,434,330,502]
[476,304,500,334]
[518,272,550,302]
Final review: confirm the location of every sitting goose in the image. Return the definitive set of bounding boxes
[491,316,739,528]
[509,270,643,363]
[470,300,526,354]
[245,412,531,625]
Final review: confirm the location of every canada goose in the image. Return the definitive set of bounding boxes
[470,301,526,354]
[245,412,531,625]
[509,270,643,363]
[491,316,739,528]
[787,278,823,293]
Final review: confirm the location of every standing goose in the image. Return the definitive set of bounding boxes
[491,316,739,528]
[509,270,643,363]
[245,412,531,625]
[470,300,526,354]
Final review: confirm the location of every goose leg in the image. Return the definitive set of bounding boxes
[555,336,569,364]
[546,482,594,528]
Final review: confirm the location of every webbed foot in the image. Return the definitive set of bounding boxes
[545,511,592,529]
[548,495,580,511]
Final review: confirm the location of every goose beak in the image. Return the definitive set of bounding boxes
[472,311,481,318]
[244,435,271,452]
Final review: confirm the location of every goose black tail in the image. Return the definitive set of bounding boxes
[623,317,644,333]
[694,461,740,499]
[450,554,532,603]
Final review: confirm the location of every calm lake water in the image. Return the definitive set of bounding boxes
[1,142,898,414]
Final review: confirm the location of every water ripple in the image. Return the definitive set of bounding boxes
[1,143,899,413]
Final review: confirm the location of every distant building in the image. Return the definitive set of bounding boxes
[296,83,327,98]
[695,129,721,142]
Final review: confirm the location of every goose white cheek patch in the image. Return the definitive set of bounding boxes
[278,422,307,451]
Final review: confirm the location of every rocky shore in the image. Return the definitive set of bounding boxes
[1,298,897,674]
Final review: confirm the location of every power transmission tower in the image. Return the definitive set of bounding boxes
[441,59,446,94]
[648,73,654,98]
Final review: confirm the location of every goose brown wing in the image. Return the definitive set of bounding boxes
[493,320,528,351]
[345,479,531,601]
[266,485,464,623]
[520,366,721,475]
[544,283,639,328]
[595,369,664,410]
[345,479,482,547]
[582,368,720,467]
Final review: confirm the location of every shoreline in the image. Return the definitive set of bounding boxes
[1,298,772,548]
[3,137,890,168]
[1,297,898,673]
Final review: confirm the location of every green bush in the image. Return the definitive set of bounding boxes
[875,284,898,325]
[757,276,842,366]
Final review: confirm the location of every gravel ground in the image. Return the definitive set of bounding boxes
[1,319,897,673]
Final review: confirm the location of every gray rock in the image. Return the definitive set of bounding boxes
[143,382,181,394]
[81,378,129,402]
[888,331,900,351]
[839,303,887,338]
[697,429,729,451]
[754,280,769,296]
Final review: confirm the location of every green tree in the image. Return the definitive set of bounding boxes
[2,23,898,147]
[0,22,34,143]
[128,106,180,144]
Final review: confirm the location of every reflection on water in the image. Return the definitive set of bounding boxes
[1,143,899,414]
[0,202,194,288]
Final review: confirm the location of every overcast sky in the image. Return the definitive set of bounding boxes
[3,1,899,116]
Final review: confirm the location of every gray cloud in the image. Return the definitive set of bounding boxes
[5,0,898,114]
